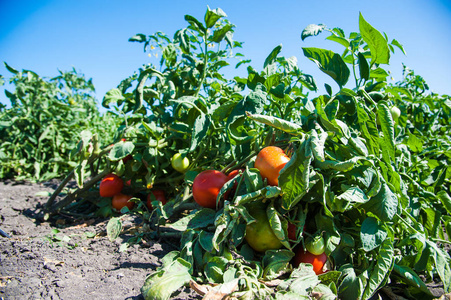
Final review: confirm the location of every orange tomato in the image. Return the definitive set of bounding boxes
[254,146,290,186]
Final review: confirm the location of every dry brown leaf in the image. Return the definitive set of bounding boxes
[203,279,239,300]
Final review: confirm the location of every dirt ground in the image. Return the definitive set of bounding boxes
[0,180,200,300]
[0,179,449,300]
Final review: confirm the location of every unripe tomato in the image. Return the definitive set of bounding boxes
[293,248,327,275]
[245,205,283,252]
[192,170,228,209]
[390,106,401,121]
[305,235,325,256]
[99,173,123,197]
[111,193,134,211]
[146,189,167,210]
[254,146,290,186]
[171,153,190,173]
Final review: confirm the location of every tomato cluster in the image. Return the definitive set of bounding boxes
[99,173,167,212]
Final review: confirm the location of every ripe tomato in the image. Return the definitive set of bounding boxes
[146,189,167,210]
[226,168,243,192]
[192,170,228,209]
[111,193,134,211]
[227,169,242,181]
[293,248,327,275]
[171,153,190,173]
[245,205,283,252]
[254,146,290,186]
[287,222,297,241]
[99,173,123,197]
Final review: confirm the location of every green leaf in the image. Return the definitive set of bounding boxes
[287,265,321,296]
[361,239,394,300]
[338,264,363,300]
[390,39,406,55]
[4,62,19,74]
[141,258,192,300]
[326,35,350,48]
[108,141,135,161]
[211,24,234,43]
[264,44,282,69]
[437,190,451,215]
[424,240,451,292]
[227,87,265,144]
[279,141,313,210]
[301,24,326,41]
[204,256,228,283]
[262,249,294,280]
[359,13,390,65]
[377,103,395,162]
[106,217,122,242]
[362,183,398,222]
[267,202,291,250]
[302,47,350,88]
[246,112,302,135]
[360,217,387,252]
[204,6,227,28]
[102,88,125,109]
[358,52,370,81]
[129,33,147,43]
[189,113,211,152]
[185,14,206,33]
[392,264,432,295]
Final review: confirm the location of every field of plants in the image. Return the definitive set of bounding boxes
[1,7,451,300]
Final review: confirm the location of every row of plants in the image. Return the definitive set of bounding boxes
[0,65,124,181]
[5,6,450,300]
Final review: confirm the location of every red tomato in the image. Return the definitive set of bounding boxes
[122,154,133,163]
[226,168,243,194]
[287,222,297,241]
[227,169,242,181]
[254,146,290,186]
[111,193,134,211]
[293,248,328,275]
[99,173,123,197]
[146,189,167,210]
[192,170,228,209]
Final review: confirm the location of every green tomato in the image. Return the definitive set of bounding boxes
[305,235,325,256]
[390,106,401,121]
[171,153,189,173]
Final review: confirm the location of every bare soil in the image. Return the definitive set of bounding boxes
[0,179,449,300]
[0,180,200,300]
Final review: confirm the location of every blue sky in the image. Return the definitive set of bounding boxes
[1,0,451,108]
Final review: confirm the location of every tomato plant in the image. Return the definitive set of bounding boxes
[146,189,167,210]
[293,248,328,275]
[99,174,123,197]
[43,7,451,300]
[171,153,189,173]
[192,170,228,209]
[111,193,134,211]
[245,204,283,252]
[254,146,290,186]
